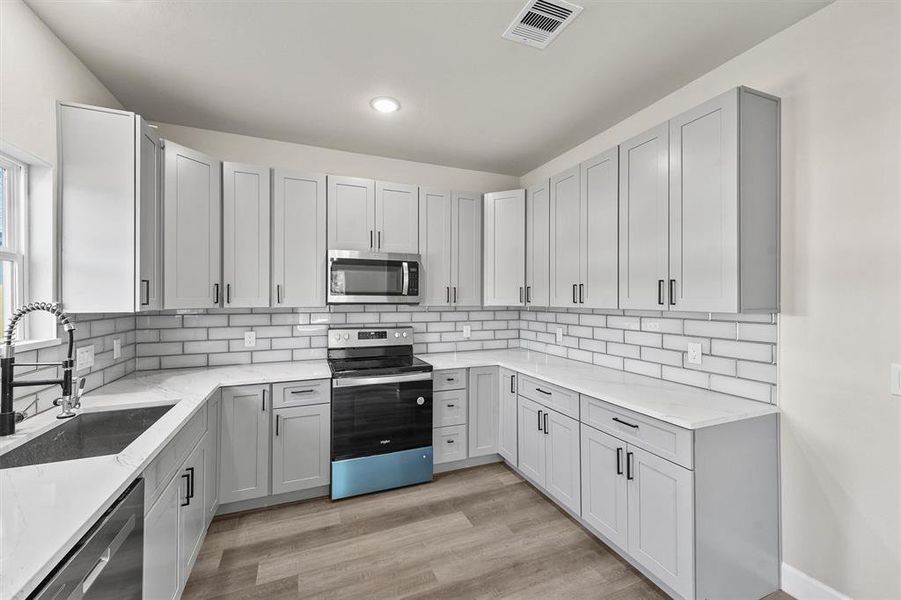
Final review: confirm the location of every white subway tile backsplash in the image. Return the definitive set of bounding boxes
[709,374,773,403]
[607,315,641,330]
[684,319,737,339]
[684,354,737,376]
[624,359,661,378]
[624,331,662,348]
[711,339,773,363]
[662,366,710,388]
[640,347,683,367]
[737,323,778,343]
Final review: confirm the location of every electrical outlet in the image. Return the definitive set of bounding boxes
[244,331,257,348]
[113,338,122,359]
[462,325,471,339]
[76,345,94,372]
[891,364,901,396]
[686,342,703,365]
[555,327,564,344]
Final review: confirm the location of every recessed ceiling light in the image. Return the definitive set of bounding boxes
[370,97,400,113]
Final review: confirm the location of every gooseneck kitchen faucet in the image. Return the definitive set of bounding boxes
[0,302,82,436]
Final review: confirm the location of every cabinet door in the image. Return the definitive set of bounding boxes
[498,368,518,465]
[376,181,419,253]
[163,141,221,309]
[627,445,695,600]
[223,162,270,308]
[581,148,619,309]
[517,396,546,486]
[451,191,482,306]
[549,166,582,307]
[544,408,581,514]
[618,124,669,310]
[328,175,375,251]
[272,170,326,307]
[526,180,550,307]
[669,91,739,312]
[483,189,526,306]
[419,189,452,306]
[204,394,220,526]
[136,117,162,311]
[468,367,498,457]
[580,424,628,549]
[220,385,270,504]
[178,439,205,587]
[272,404,331,495]
[143,472,180,600]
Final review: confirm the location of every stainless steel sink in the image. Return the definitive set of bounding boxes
[0,405,173,470]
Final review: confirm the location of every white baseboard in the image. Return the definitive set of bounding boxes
[782,563,851,600]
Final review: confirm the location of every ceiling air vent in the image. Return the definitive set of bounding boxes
[502,0,583,50]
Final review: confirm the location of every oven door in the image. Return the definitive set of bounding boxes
[331,372,433,461]
[327,250,421,304]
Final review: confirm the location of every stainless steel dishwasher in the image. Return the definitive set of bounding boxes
[32,478,144,600]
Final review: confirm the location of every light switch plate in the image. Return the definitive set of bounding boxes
[244,331,256,348]
[113,338,122,359]
[76,345,94,372]
[462,325,471,339]
[686,342,703,365]
[891,364,901,396]
[555,327,564,344]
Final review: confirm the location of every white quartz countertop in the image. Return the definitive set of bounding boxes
[419,349,778,430]
[0,360,329,600]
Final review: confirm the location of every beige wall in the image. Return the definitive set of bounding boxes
[154,123,519,193]
[522,2,901,597]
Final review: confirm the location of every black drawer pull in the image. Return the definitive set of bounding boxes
[510,375,515,394]
[447,439,454,444]
[626,452,634,480]
[616,448,623,475]
[447,403,455,408]
[446,377,455,382]
[535,388,552,395]
[543,412,548,435]
[537,409,543,432]
[613,417,639,429]
[290,389,315,395]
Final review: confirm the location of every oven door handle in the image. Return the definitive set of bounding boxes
[402,261,410,296]
[332,372,433,388]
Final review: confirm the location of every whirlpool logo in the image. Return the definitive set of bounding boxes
[380,439,391,445]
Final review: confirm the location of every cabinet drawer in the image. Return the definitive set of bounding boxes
[433,425,468,464]
[433,369,467,391]
[272,379,330,408]
[434,390,467,427]
[581,395,693,469]
[518,374,579,420]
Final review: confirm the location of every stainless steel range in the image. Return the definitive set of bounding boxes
[328,325,433,500]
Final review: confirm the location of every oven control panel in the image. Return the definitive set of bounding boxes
[328,326,413,349]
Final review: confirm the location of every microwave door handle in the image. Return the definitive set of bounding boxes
[402,262,409,296]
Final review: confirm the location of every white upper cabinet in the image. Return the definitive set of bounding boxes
[272,170,326,308]
[163,141,222,309]
[618,123,670,311]
[483,189,526,306]
[376,181,419,253]
[526,180,550,307]
[327,175,375,251]
[549,166,581,307]
[419,189,453,306]
[451,191,482,305]
[59,103,162,312]
[580,147,619,308]
[669,87,779,313]
[223,162,270,308]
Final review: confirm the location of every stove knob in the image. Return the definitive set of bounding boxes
[394,332,400,338]
[333,333,340,341]
[416,397,425,406]
[402,331,408,338]
[343,333,349,340]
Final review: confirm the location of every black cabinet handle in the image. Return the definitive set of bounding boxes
[181,474,190,506]
[447,439,454,444]
[262,389,267,411]
[275,415,280,436]
[446,286,450,303]
[213,283,220,304]
[453,287,457,303]
[579,283,584,304]
[141,279,150,306]
[669,279,676,306]
[226,283,231,304]
[519,287,524,303]
[613,417,639,429]
[657,280,664,305]
[290,389,315,395]
[187,467,195,500]
[276,284,282,304]
[543,412,548,435]
[527,286,532,303]
[535,388,552,396]
[626,452,634,480]
[370,230,373,249]
[616,448,624,475]
[510,375,515,394]
[537,409,543,432]
[378,231,382,250]
[572,283,577,304]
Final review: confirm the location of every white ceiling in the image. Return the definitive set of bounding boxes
[27,0,828,175]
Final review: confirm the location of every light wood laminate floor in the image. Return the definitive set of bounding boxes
[184,463,792,600]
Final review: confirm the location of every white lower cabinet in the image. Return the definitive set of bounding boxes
[580,424,628,549]
[204,394,220,526]
[178,440,206,588]
[143,473,181,600]
[433,424,468,463]
[220,385,271,504]
[498,368,518,465]
[272,404,331,494]
[543,408,581,514]
[468,367,499,457]
[516,396,546,485]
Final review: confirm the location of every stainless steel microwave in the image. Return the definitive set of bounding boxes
[327,250,421,304]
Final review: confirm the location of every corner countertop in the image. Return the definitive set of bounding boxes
[418,349,778,430]
[0,360,330,600]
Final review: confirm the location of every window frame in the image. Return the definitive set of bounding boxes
[0,152,29,343]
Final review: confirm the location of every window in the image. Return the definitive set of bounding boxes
[0,153,27,342]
